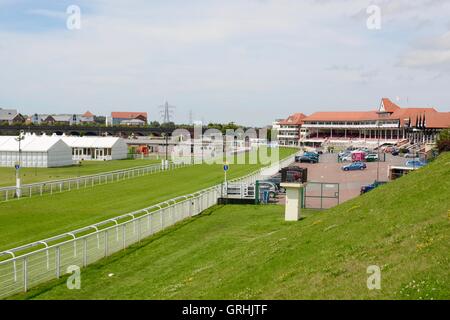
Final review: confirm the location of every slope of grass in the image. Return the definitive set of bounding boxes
[0,148,296,251]
[14,152,449,300]
[0,158,161,187]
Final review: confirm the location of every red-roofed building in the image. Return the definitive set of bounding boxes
[276,98,450,147]
[276,113,307,146]
[81,110,95,123]
[111,112,148,126]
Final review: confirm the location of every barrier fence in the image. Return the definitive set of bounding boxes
[0,152,298,299]
[0,161,190,202]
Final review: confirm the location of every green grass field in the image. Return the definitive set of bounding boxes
[0,158,161,187]
[14,151,449,300]
[0,147,296,251]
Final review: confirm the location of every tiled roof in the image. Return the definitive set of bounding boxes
[303,111,380,122]
[0,108,19,121]
[423,112,450,128]
[388,108,437,126]
[111,112,148,120]
[82,111,94,117]
[279,113,307,125]
[380,98,400,113]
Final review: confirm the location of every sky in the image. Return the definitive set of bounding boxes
[0,0,449,126]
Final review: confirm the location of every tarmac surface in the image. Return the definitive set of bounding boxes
[276,152,406,208]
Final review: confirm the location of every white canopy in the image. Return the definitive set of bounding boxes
[0,134,65,152]
[62,136,123,148]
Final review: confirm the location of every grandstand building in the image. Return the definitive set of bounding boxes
[276,113,307,146]
[275,98,450,147]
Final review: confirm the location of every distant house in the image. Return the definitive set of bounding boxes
[0,108,25,124]
[28,114,49,125]
[120,118,147,126]
[52,114,81,125]
[28,112,95,125]
[111,112,148,126]
[80,111,95,123]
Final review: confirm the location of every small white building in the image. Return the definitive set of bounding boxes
[62,136,128,161]
[0,134,73,168]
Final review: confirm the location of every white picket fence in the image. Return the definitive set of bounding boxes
[0,152,298,299]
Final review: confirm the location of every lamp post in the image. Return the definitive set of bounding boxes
[161,131,169,169]
[376,121,381,182]
[15,130,25,198]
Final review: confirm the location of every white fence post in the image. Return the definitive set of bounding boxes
[122,225,126,250]
[55,247,60,278]
[23,257,28,292]
[104,231,108,257]
[83,238,88,267]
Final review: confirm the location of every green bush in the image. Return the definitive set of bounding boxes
[436,128,450,153]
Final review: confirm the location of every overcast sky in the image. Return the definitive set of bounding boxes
[0,0,449,126]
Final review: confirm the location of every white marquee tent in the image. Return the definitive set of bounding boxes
[0,134,73,168]
[62,136,128,161]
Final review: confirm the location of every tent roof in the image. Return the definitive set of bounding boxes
[61,136,123,148]
[0,134,66,152]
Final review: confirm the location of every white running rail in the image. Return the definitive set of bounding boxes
[0,161,191,202]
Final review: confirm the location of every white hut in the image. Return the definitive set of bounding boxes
[0,134,73,168]
[62,136,128,161]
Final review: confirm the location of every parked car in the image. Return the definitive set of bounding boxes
[360,181,387,194]
[342,162,367,171]
[304,152,319,159]
[253,181,278,199]
[340,154,353,162]
[405,160,426,168]
[296,155,318,163]
[265,175,285,192]
[365,154,379,162]
[404,152,418,158]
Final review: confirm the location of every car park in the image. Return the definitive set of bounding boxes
[342,162,366,171]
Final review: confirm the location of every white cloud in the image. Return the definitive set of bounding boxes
[399,31,450,70]
[26,8,66,20]
[1,0,450,124]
